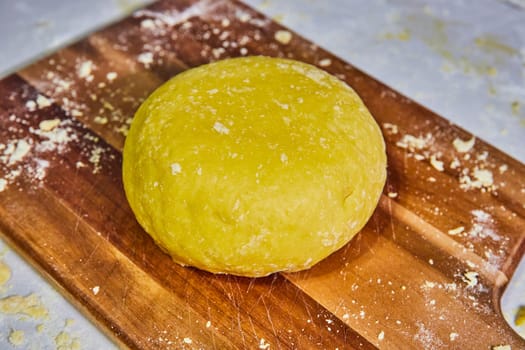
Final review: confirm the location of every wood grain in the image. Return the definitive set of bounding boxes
[1,0,524,348]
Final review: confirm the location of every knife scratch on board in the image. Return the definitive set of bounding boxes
[383,195,397,242]
[246,276,256,294]
[333,298,346,316]
[82,239,102,266]
[120,281,130,306]
[234,305,248,348]
[261,296,278,344]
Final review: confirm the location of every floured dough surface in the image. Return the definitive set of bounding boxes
[123,56,386,277]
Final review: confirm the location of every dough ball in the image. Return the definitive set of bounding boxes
[123,56,386,277]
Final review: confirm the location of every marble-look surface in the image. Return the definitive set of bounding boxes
[0,0,523,348]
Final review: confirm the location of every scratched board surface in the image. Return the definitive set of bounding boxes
[0,0,524,348]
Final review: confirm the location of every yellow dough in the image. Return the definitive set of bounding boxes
[123,56,386,277]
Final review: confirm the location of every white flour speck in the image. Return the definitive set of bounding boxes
[171,163,182,175]
[25,100,37,112]
[213,121,230,135]
[78,60,94,79]
[138,52,154,67]
[106,72,118,81]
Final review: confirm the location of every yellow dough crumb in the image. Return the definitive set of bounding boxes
[0,260,11,287]
[123,56,386,277]
[8,329,25,346]
[516,305,525,326]
[274,30,293,44]
[55,331,81,350]
[0,293,49,319]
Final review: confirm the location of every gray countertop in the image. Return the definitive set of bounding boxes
[0,0,524,348]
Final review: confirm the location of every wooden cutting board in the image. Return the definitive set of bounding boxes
[1,0,524,348]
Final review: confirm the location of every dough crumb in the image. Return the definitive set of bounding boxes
[515,305,525,326]
[447,226,464,236]
[462,271,479,288]
[36,94,53,109]
[387,191,398,198]
[212,47,226,59]
[7,139,32,165]
[39,119,61,132]
[0,259,12,286]
[274,30,292,44]
[472,168,494,187]
[93,116,108,125]
[459,168,494,191]
[382,123,398,135]
[237,12,251,23]
[77,60,93,79]
[319,58,332,67]
[430,154,444,171]
[396,133,431,152]
[140,18,156,29]
[259,338,270,349]
[8,329,25,346]
[0,293,49,319]
[55,331,81,350]
[453,137,475,153]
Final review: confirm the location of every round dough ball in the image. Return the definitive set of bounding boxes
[123,56,386,277]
